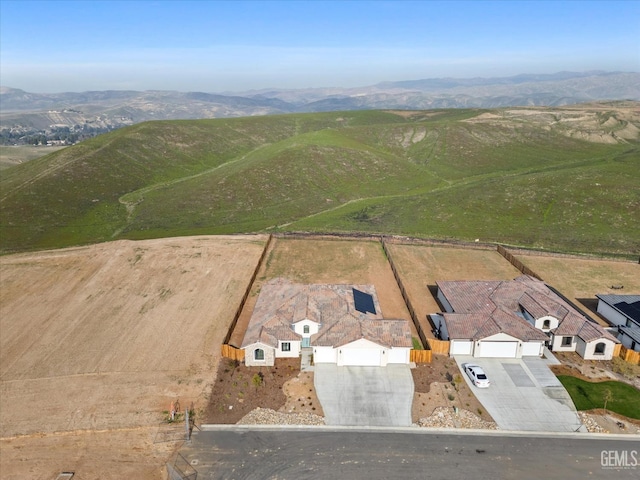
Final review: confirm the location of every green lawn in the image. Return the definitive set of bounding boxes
[557,375,640,419]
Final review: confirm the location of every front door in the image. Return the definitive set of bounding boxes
[302,337,310,348]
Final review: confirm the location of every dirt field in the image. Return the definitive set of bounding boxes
[384,243,521,338]
[0,235,268,479]
[3,235,637,478]
[514,254,640,325]
[229,236,414,345]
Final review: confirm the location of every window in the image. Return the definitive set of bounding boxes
[594,342,606,355]
[542,319,551,329]
[281,342,291,352]
[562,336,572,347]
[254,348,264,361]
[303,325,310,334]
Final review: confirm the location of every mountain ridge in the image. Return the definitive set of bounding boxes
[1,71,638,145]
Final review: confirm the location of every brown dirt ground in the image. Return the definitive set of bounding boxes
[385,243,521,338]
[514,254,640,326]
[0,235,268,479]
[203,358,322,423]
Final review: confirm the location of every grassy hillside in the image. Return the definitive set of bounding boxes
[1,106,638,256]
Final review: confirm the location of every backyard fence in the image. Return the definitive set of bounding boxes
[223,234,273,346]
[617,345,640,365]
[381,239,432,356]
[426,338,451,355]
[410,349,432,363]
[221,344,245,361]
[496,245,543,280]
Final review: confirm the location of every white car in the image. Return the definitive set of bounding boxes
[463,363,490,388]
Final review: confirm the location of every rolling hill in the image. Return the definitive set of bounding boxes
[1,103,638,256]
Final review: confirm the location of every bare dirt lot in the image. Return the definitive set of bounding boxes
[514,253,640,325]
[0,235,268,479]
[384,243,521,338]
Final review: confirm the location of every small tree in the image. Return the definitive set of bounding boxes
[252,372,263,389]
[603,388,613,413]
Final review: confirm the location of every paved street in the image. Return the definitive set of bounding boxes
[314,364,414,426]
[174,426,639,480]
[454,356,583,431]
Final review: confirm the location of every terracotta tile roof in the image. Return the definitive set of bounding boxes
[491,308,549,341]
[553,312,618,343]
[519,291,569,320]
[438,275,616,345]
[444,308,547,342]
[443,313,497,339]
[312,316,411,348]
[241,279,411,349]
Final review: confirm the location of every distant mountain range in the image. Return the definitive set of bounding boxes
[1,71,639,144]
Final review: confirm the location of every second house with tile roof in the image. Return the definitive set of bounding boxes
[432,275,618,360]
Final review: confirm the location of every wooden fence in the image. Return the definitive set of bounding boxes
[223,234,273,346]
[617,345,640,365]
[410,349,432,363]
[381,239,430,351]
[496,245,543,280]
[426,338,451,355]
[221,344,245,361]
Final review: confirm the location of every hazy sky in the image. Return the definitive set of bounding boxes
[1,0,638,93]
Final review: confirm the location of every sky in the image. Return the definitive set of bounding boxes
[1,0,638,93]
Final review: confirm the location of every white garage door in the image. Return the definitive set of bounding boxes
[341,348,382,366]
[451,340,473,355]
[522,342,542,357]
[477,341,518,358]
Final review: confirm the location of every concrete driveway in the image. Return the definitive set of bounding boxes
[454,356,584,432]
[314,364,414,426]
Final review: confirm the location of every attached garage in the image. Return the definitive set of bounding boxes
[450,340,473,355]
[477,341,518,358]
[340,348,382,366]
[387,347,410,364]
[337,338,385,367]
[522,341,543,357]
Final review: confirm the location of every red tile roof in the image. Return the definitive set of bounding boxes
[241,279,412,349]
[438,275,617,344]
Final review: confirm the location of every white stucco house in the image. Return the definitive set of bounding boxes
[241,279,412,367]
[596,294,640,352]
[433,275,618,360]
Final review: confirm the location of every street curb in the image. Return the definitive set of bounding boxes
[196,423,638,441]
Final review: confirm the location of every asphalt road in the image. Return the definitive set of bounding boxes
[173,427,638,480]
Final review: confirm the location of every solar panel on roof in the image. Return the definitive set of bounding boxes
[614,300,640,322]
[353,288,376,314]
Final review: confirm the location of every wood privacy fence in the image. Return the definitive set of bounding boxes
[381,239,431,353]
[496,245,543,280]
[617,345,640,365]
[221,344,245,361]
[410,349,432,363]
[223,234,273,346]
[427,338,451,355]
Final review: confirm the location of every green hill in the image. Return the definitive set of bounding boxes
[1,106,638,256]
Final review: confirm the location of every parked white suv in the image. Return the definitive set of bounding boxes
[463,363,490,388]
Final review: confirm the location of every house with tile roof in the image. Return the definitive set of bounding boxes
[433,275,618,360]
[596,294,640,352]
[241,279,413,367]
